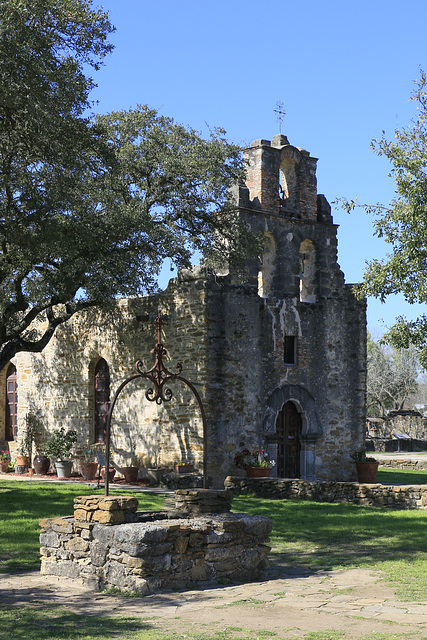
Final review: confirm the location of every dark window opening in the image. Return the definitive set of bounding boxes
[94,359,110,443]
[284,336,296,365]
[5,363,17,441]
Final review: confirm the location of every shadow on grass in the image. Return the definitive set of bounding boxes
[0,603,154,640]
[233,495,427,571]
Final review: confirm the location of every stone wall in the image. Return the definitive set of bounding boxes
[39,494,272,595]
[5,271,209,470]
[367,413,427,449]
[377,459,427,471]
[224,476,427,509]
[4,131,367,489]
[366,438,427,453]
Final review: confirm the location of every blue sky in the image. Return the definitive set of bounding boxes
[90,0,427,334]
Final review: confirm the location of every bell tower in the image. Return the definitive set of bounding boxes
[221,131,367,483]
[243,134,323,221]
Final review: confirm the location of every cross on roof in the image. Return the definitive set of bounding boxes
[274,100,285,134]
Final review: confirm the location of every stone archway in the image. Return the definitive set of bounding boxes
[262,384,322,481]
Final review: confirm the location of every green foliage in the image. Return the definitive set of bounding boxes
[0,0,260,372]
[350,450,377,462]
[43,427,78,460]
[338,69,427,365]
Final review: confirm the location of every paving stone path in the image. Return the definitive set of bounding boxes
[1,564,427,638]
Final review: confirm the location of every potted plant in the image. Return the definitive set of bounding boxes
[0,450,10,473]
[174,460,194,474]
[44,427,77,478]
[28,413,50,475]
[234,446,275,478]
[79,448,99,481]
[351,450,379,483]
[15,414,36,470]
[122,451,139,483]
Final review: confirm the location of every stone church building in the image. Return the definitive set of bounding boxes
[0,133,367,485]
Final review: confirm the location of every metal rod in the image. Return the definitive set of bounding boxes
[103,312,208,495]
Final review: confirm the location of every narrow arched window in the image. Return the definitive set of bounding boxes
[299,239,316,303]
[94,359,110,443]
[280,156,299,212]
[258,232,276,298]
[5,363,17,441]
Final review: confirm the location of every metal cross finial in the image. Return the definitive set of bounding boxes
[274,100,285,134]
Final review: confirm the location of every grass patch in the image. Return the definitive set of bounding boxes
[0,602,425,640]
[377,468,427,484]
[0,604,159,640]
[232,495,427,599]
[0,480,166,573]
[3,478,427,603]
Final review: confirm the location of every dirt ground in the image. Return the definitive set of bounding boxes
[1,563,427,638]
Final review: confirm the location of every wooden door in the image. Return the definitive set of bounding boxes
[276,401,302,478]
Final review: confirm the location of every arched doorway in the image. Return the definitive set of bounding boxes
[276,401,302,477]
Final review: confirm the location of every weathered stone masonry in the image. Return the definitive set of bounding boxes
[4,131,367,487]
[225,476,427,510]
[39,494,272,595]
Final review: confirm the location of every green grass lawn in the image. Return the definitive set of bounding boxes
[0,481,165,572]
[377,467,427,484]
[2,475,427,639]
[234,494,427,600]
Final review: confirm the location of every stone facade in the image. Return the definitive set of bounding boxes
[39,494,272,594]
[1,132,366,485]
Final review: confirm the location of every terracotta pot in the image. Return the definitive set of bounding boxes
[0,460,9,473]
[33,454,50,475]
[122,466,139,483]
[355,461,379,483]
[174,464,194,474]
[79,461,98,481]
[100,466,116,482]
[16,456,30,467]
[245,466,272,478]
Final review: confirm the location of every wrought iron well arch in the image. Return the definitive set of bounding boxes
[103,312,207,495]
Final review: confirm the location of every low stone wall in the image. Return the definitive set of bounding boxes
[366,438,427,453]
[39,494,272,595]
[377,459,427,471]
[224,476,427,509]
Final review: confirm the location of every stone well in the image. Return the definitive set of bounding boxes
[39,490,272,595]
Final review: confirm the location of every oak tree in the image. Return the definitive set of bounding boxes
[0,0,257,372]
[341,70,427,367]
